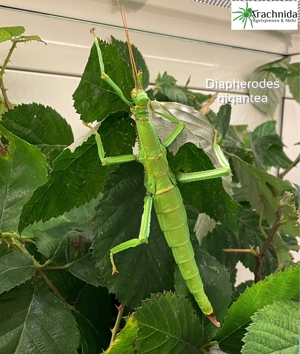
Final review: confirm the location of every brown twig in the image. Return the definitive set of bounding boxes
[254,209,282,283]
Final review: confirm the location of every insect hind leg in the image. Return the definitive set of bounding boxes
[110,195,152,274]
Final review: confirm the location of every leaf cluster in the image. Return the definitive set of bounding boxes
[0,26,299,354]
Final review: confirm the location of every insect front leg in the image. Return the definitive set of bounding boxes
[150,103,185,147]
[110,195,152,274]
[90,28,132,108]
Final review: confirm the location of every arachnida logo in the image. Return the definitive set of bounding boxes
[231,1,298,30]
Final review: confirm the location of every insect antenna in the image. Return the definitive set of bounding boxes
[117,0,141,90]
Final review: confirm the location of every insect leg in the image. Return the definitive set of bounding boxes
[150,103,185,147]
[177,130,231,183]
[90,28,132,108]
[83,121,136,166]
[110,195,152,274]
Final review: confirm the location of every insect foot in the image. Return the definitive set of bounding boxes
[110,252,119,275]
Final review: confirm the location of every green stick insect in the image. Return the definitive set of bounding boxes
[83,2,231,327]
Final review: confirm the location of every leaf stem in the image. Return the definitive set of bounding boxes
[254,209,282,283]
[38,269,77,312]
[9,237,42,268]
[279,153,300,179]
[109,304,124,346]
[0,41,17,109]
[223,248,258,256]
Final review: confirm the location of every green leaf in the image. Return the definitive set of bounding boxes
[263,67,289,81]
[287,62,300,104]
[73,40,134,123]
[1,103,74,155]
[169,143,240,232]
[242,300,299,354]
[202,223,240,285]
[153,72,188,103]
[248,58,288,117]
[232,155,294,226]
[0,253,35,294]
[217,104,231,138]
[0,26,25,43]
[216,264,300,354]
[0,125,47,232]
[111,36,149,89]
[92,162,174,309]
[0,284,80,353]
[250,120,292,169]
[194,213,217,245]
[104,317,138,354]
[74,284,112,353]
[237,208,277,277]
[69,254,101,287]
[133,292,203,354]
[175,247,232,339]
[19,113,135,231]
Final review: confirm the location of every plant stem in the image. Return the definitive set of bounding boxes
[273,233,294,272]
[279,153,300,179]
[254,209,282,283]
[0,41,17,110]
[109,304,124,346]
[223,248,258,256]
[38,269,77,312]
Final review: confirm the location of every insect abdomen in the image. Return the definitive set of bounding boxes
[153,187,213,315]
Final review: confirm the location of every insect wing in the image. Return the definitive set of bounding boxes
[149,101,232,194]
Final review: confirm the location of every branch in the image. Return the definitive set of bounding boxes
[279,153,300,179]
[109,304,124,346]
[0,41,17,110]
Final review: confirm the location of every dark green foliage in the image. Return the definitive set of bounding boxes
[92,162,175,309]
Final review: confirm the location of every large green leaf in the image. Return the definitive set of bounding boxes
[111,36,149,90]
[248,58,288,117]
[249,120,291,169]
[0,284,79,353]
[73,40,134,123]
[0,26,25,43]
[0,253,35,294]
[216,264,300,354]
[19,113,136,231]
[242,300,299,354]
[232,155,294,226]
[202,223,240,285]
[92,162,174,309]
[169,143,240,232]
[133,292,203,354]
[1,103,74,155]
[0,125,47,232]
[104,317,138,354]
